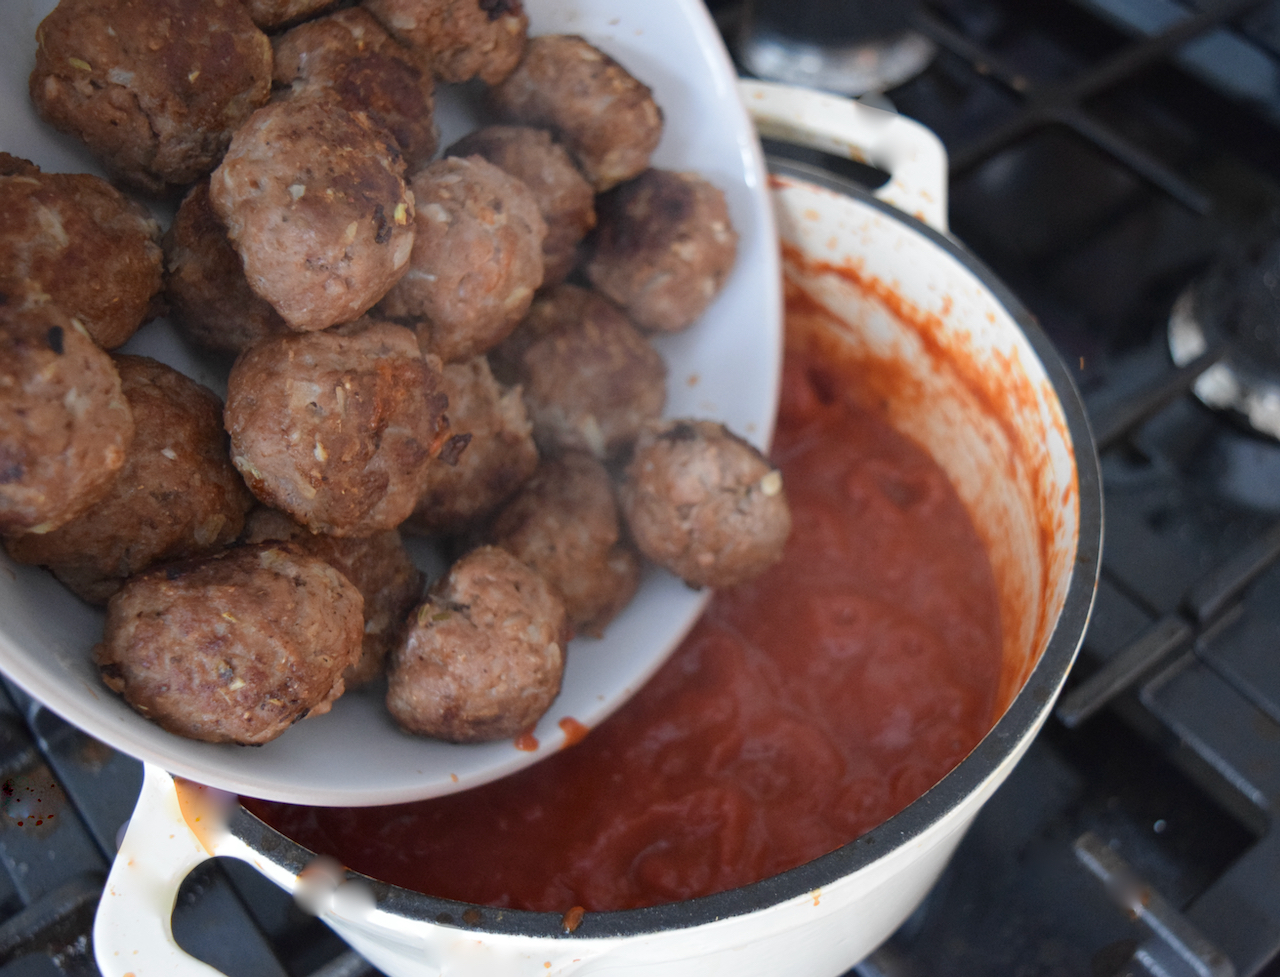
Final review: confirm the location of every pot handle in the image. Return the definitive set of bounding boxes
[738,79,950,234]
[93,762,233,977]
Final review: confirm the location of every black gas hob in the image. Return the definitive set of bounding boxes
[4,1,1280,975]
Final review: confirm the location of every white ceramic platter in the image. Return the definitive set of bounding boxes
[0,0,781,806]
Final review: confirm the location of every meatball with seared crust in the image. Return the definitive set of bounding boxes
[490,284,665,459]
[490,35,663,192]
[446,126,595,286]
[95,542,363,745]
[210,94,416,333]
[364,0,527,85]
[404,356,538,536]
[164,181,289,355]
[377,156,545,362]
[620,419,790,589]
[28,0,272,195]
[6,356,253,604]
[242,507,423,687]
[273,9,438,170]
[388,545,566,742]
[586,169,738,333]
[243,0,338,30]
[1,305,133,537]
[0,156,162,350]
[490,452,639,638]
[225,321,448,537]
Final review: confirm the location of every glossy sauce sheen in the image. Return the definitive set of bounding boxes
[248,328,1004,913]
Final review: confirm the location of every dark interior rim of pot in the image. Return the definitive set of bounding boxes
[229,156,1104,943]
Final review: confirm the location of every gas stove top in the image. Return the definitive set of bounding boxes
[3,1,1280,975]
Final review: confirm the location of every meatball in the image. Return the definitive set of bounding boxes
[585,169,738,333]
[377,156,546,362]
[490,452,639,637]
[242,507,423,687]
[490,35,663,192]
[29,0,272,194]
[94,542,363,745]
[446,126,595,286]
[224,321,448,537]
[490,284,665,459]
[364,0,527,85]
[405,357,538,535]
[273,9,438,170]
[6,356,253,604]
[243,0,338,30]
[209,94,416,333]
[387,545,566,742]
[163,181,289,355]
[620,419,791,588]
[0,156,162,349]
[1,305,134,537]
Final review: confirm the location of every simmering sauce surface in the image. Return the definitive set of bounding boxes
[247,316,1004,913]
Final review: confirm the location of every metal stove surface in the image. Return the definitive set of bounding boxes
[5,1,1280,976]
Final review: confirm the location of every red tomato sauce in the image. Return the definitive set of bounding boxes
[246,331,1004,913]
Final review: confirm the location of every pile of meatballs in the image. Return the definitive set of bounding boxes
[0,0,792,749]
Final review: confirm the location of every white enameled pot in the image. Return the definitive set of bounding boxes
[93,82,1102,977]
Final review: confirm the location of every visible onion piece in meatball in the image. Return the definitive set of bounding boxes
[0,156,163,350]
[490,284,665,459]
[620,419,791,589]
[28,0,273,194]
[446,126,595,286]
[95,542,364,745]
[364,0,528,85]
[377,155,546,363]
[243,0,339,30]
[1,305,134,537]
[242,507,424,687]
[224,321,449,537]
[490,452,639,638]
[387,545,566,742]
[164,181,289,355]
[490,34,663,192]
[586,169,738,333]
[404,356,538,536]
[210,93,416,333]
[273,8,439,170]
[6,356,254,604]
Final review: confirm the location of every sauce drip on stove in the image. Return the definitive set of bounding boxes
[246,326,1004,913]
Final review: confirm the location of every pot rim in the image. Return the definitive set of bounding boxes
[230,159,1104,942]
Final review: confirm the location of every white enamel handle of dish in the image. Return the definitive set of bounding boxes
[738,79,950,234]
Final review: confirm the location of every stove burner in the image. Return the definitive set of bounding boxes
[1169,239,1280,441]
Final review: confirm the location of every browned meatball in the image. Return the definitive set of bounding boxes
[490,452,639,638]
[242,507,423,687]
[446,126,594,286]
[1,305,133,537]
[363,0,527,85]
[387,545,566,742]
[586,169,738,333]
[490,284,665,459]
[163,181,289,355]
[29,0,272,194]
[224,321,448,537]
[0,157,162,350]
[94,542,363,745]
[404,356,537,535]
[490,35,663,192]
[243,0,338,30]
[273,9,438,170]
[620,419,791,589]
[377,156,545,362]
[209,94,416,333]
[6,356,253,604]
